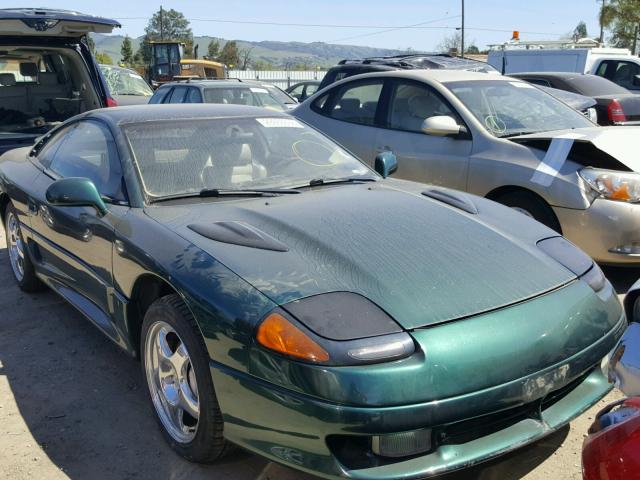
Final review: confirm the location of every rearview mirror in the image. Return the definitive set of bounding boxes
[421,116,462,137]
[374,151,398,178]
[45,177,107,216]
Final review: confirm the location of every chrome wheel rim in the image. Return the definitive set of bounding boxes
[144,321,199,443]
[6,211,25,282]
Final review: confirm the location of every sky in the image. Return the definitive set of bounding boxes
[30,0,603,50]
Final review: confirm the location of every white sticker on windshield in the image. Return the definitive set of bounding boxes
[128,73,143,79]
[256,118,304,128]
[530,138,574,187]
[250,88,269,94]
[510,81,535,88]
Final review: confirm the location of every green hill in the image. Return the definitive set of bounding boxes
[92,33,417,68]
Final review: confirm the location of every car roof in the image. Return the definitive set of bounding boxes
[339,69,511,84]
[510,72,589,80]
[159,80,254,89]
[87,104,288,126]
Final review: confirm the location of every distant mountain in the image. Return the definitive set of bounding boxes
[92,33,417,68]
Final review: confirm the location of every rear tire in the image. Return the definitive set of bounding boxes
[141,294,231,463]
[494,190,561,233]
[4,202,42,292]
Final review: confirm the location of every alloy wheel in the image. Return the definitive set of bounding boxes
[145,321,200,443]
[6,211,25,282]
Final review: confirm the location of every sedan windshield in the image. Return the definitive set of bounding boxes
[123,116,374,199]
[101,65,153,96]
[445,80,594,137]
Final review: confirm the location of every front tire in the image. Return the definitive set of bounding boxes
[141,294,230,463]
[4,202,42,292]
[494,190,561,233]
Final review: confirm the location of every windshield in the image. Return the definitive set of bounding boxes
[264,85,297,104]
[203,87,287,111]
[101,66,153,96]
[123,116,374,199]
[445,79,594,137]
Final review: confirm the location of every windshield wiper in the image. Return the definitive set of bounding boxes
[150,188,301,203]
[305,177,377,188]
[199,188,302,197]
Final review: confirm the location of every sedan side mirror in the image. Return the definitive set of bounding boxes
[374,151,398,178]
[422,116,463,137]
[46,177,107,216]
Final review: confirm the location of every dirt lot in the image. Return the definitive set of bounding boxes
[0,222,634,480]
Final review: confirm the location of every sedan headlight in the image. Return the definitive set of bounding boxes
[256,293,415,366]
[579,168,640,203]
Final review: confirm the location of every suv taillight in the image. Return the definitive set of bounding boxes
[607,99,626,123]
[106,97,118,108]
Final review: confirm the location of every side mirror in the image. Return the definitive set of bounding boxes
[421,116,463,137]
[374,151,398,178]
[45,177,107,216]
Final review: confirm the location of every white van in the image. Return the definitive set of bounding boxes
[488,48,640,92]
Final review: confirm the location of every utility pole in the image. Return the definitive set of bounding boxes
[599,0,605,44]
[461,0,465,58]
[159,5,164,41]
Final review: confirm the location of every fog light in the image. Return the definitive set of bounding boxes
[609,243,640,255]
[371,428,432,458]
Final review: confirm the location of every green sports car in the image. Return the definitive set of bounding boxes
[0,104,625,479]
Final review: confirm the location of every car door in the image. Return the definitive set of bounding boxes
[373,79,472,190]
[305,78,385,162]
[28,119,129,337]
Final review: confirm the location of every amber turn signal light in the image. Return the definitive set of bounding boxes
[257,312,330,362]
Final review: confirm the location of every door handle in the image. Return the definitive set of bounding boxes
[376,146,393,153]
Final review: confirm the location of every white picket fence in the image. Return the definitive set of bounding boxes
[228,70,327,89]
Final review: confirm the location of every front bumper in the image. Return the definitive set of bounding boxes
[553,198,640,265]
[210,315,625,480]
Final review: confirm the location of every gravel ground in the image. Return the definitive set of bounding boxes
[0,221,634,480]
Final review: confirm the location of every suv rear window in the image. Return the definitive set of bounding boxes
[0,47,102,135]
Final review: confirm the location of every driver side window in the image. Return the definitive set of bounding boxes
[388,81,456,133]
[48,121,127,203]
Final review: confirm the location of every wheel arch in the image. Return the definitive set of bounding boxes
[0,192,10,226]
[485,184,562,234]
[125,273,198,359]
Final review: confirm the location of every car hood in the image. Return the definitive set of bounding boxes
[511,126,640,172]
[146,182,576,329]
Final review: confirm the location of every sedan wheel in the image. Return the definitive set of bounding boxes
[145,321,200,443]
[6,209,25,282]
[3,203,42,292]
[141,294,230,462]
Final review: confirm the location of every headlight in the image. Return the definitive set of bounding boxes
[256,293,415,366]
[537,236,607,292]
[579,168,640,203]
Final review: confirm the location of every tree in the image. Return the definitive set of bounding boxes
[601,0,640,51]
[120,36,134,66]
[436,32,478,55]
[95,52,114,65]
[219,40,240,67]
[207,39,220,59]
[437,31,462,54]
[573,21,589,40]
[239,47,253,70]
[139,7,193,57]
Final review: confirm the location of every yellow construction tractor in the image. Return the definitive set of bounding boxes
[147,41,227,87]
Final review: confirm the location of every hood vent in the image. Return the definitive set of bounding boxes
[422,188,478,214]
[188,221,288,252]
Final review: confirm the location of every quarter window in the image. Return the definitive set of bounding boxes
[149,87,171,104]
[168,86,188,103]
[185,87,203,103]
[326,81,384,126]
[48,121,126,202]
[388,81,456,133]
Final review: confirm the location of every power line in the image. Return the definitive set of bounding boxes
[114,16,461,29]
[331,15,460,43]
